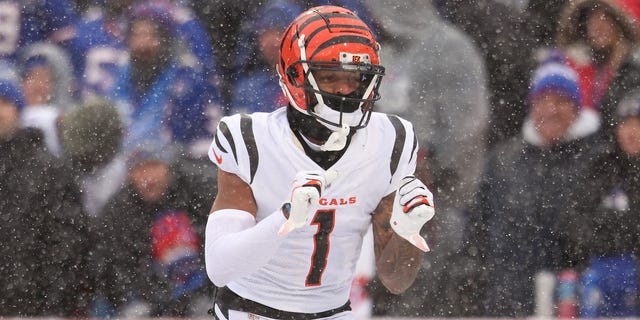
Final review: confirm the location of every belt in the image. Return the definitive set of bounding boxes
[212,286,351,320]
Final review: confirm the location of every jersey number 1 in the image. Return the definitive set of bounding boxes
[305,209,336,286]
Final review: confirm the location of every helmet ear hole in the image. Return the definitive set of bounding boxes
[287,66,300,85]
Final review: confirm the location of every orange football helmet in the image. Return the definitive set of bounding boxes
[277,5,384,131]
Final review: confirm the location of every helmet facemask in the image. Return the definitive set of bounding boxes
[305,61,383,128]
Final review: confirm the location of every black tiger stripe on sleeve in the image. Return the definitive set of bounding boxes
[218,120,238,164]
[213,132,227,153]
[240,114,259,184]
[409,134,418,163]
[387,114,406,178]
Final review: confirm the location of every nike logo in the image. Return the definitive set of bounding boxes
[212,147,223,164]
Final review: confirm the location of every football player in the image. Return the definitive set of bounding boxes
[205,6,435,319]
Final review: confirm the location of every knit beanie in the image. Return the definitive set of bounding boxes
[125,138,177,170]
[0,78,25,112]
[616,88,640,122]
[59,98,124,167]
[529,57,581,109]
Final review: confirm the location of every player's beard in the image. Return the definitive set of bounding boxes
[131,50,170,93]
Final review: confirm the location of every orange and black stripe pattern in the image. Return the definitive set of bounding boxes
[280,5,379,67]
[278,6,380,111]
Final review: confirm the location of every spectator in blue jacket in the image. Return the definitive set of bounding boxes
[107,1,221,156]
[0,0,79,62]
[65,0,221,101]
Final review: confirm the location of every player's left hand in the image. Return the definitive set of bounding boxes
[391,176,435,252]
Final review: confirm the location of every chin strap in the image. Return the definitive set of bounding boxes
[320,124,350,151]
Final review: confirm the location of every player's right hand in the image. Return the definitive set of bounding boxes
[278,170,338,236]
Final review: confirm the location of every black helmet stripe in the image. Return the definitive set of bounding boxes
[304,24,371,46]
[309,35,376,59]
[299,11,361,33]
[290,12,364,47]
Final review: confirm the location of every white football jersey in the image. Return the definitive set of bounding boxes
[208,107,417,313]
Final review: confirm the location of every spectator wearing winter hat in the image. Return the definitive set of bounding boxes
[462,57,606,316]
[524,54,601,146]
[614,90,640,157]
[556,0,640,137]
[570,88,640,318]
[106,0,221,156]
[0,76,90,316]
[59,98,127,219]
[92,138,217,317]
[586,88,640,239]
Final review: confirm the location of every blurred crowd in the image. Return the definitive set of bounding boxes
[1,0,640,318]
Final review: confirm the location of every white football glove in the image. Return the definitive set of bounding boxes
[278,170,339,236]
[391,176,435,252]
